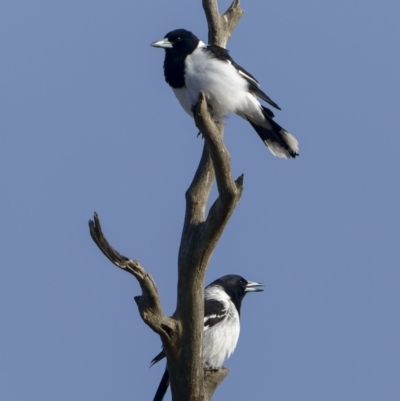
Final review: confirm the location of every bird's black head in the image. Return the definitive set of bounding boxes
[211,274,264,315]
[151,29,200,57]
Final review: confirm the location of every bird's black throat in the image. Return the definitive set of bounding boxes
[163,51,186,88]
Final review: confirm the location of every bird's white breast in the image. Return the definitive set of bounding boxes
[176,42,253,119]
[203,286,240,369]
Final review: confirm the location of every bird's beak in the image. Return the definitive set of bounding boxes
[244,281,264,292]
[151,38,173,49]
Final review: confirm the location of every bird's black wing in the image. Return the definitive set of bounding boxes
[205,44,281,111]
[204,298,227,330]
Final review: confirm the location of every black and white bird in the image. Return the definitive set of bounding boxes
[151,274,264,401]
[151,29,299,159]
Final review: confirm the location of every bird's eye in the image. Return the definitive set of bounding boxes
[176,37,181,41]
[239,279,246,286]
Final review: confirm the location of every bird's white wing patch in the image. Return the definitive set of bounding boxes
[237,68,259,86]
[204,301,228,331]
[225,59,260,86]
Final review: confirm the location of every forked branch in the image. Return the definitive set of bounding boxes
[89,212,175,340]
[203,0,244,46]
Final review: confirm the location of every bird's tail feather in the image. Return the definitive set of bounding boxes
[153,368,170,401]
[247,106,299,159]
[150,349,166,367]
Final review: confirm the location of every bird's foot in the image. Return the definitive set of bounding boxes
[191,100,213,118]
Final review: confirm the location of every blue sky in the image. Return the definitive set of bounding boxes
[1,0,400,400]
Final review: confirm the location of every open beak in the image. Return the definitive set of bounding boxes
[244,281,264,293]
[151,38,173,49]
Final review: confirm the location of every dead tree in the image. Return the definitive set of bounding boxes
[89,1,245,400]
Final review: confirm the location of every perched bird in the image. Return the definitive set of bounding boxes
[151,274,264,401]
[151,28,299,159]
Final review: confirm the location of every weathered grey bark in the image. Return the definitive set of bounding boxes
[89,1,245,400]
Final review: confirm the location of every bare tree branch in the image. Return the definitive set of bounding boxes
[183,143,215,228]
[222,0,245,43]
[203,0,244,46]
[187,91,244,271]
[202,0,222,44]
[88,212,176,340]
[204,368,230,401]
[194,92,243,202]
